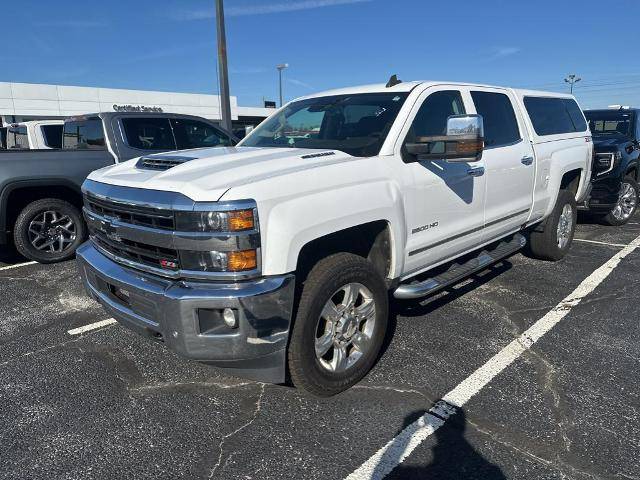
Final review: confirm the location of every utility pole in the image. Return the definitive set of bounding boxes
[216,0,233,133]
[276,63,288,107]
[564,74,581,94]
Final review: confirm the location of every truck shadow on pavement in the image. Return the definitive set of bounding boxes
[0,244,26,265]
[382,409,507,479]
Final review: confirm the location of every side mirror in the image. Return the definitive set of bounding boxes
[405,114,484,163]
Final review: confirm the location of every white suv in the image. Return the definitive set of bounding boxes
[77,79,592,396]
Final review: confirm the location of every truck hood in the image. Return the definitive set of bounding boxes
[87,146,355,202]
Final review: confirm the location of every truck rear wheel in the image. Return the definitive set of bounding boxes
[288,253,388,397]
[13,198,86,264]
[600,176,638,226]
[526,189,577,261]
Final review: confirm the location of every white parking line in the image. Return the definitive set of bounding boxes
[574,238,627,248]
[67,318,117,335]
[346,233,640,480]
[0,261,37,271]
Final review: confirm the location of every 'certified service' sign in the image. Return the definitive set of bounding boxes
[113,104,164,113]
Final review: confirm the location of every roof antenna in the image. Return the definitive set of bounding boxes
[385,74,402,88]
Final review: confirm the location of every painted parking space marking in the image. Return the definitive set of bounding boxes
[573,238,627,248]
[0,261,37,271]
[346,233,640,480]
[67,318,117,335]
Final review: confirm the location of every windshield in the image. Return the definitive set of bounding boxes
[240,92,409,157]
[585,110,633,137]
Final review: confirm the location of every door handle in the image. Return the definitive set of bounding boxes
[521,155,534,165]
[467,166,485,177]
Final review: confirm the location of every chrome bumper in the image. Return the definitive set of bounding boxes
[76,242,295,383]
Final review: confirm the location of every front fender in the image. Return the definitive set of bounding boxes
[258,179,406,278]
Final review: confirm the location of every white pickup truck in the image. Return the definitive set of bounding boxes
[0,120,63,149]
[77,79,592,396]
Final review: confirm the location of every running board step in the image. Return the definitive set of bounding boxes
[393,234,526,300]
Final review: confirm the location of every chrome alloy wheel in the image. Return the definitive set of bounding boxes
[28,210,77,253]
[556,203,574,249]
[611,181,637,222]
[315,283,376,373]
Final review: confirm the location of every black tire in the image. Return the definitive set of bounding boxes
[526,189,577,261]
[288,253,389,397]
[13,198,86,264]
[600,176,639,226]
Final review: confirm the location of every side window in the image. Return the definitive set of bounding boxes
[407,90,465,141]
[524,97,587,136]
[471,91,521,147]
[7,126,29,149]
[171,119,233,149]
[63,118,106,150]
[0,128,6,149]
[41,124,63,149]
[122,118,175,150]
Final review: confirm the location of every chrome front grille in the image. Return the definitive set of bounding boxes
[84,194,175,230]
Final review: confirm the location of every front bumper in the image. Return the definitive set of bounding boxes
[77,242,295,383]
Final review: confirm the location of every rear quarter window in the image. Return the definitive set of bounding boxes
[524,97,587,136]
[6,126,29,149]
[63,118,106,150]
[41,124,63,148]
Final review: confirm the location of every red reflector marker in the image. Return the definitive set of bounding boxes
[160,259,178,269]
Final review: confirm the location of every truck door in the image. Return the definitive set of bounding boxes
[469,89,535,241]
[399,87,486,276]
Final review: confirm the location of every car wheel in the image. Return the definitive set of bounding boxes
[13,198,86,264]
[602,176,638,226]
[288,253,389,397]
[526,189,577,261]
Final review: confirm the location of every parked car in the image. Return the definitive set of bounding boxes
[0,112,237,263]
[583,107,640,225]
[0,120,64,150]
[77,79,592,396]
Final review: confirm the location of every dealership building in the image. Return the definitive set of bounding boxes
[0,81,273,131]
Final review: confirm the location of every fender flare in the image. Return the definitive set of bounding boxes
[0,178,83,244]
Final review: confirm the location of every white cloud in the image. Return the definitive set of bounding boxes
[287,78,315,90]
[177,0,372,20]
[486,46,521,60]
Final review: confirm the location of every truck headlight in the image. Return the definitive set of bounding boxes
[175,209,256,232]
[594,152,621,176]
[180,249,258,272]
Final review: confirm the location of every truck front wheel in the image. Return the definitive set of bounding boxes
[288,253,389,397]
[526,189,577,261]
[13,198,86,264]
[600,176,638,226]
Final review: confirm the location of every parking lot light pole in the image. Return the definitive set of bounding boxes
[276,63,289,107]
[564,74,581,94]
[216,0,233,133]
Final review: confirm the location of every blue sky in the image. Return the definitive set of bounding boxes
[3,0,640,109]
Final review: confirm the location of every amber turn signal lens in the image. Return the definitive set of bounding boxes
[227,249,257,271]
[228,210,255,231]
[455,140,484,155]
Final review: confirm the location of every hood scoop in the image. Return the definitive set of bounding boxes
[136,155,198,171]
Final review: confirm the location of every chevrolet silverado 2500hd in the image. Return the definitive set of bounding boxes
[0,112,236,263]
[77,80,592,396]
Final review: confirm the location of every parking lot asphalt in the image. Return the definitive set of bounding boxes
[1,216,639,480]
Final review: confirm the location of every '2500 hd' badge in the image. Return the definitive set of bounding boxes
[412,222,439,234]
